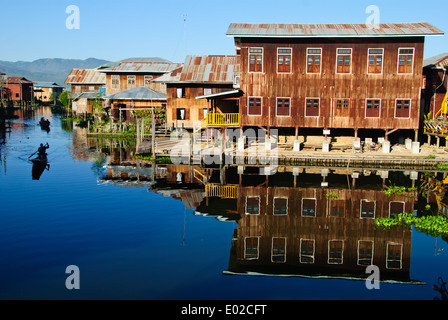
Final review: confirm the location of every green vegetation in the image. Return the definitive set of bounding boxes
[437,164,448,170]
[136,155,172,164]
[425,154,436,159]
[325,191,338,200]
[383,183,417,198]
[375,212,448,238]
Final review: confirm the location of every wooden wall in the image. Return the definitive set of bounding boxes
[239,37,425,132]
[105,73,167,96]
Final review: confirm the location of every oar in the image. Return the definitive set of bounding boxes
[28,151,37,158]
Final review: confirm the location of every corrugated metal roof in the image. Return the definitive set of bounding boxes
[176,55,240,83]
[152,67,184,83]
[64,68,106,84]
[73,90,103,101]
[226,22,444,38]
[34,82,64,88]
[4,76,33,84]
[104,86,166,101]
[98,61,183,74]
[424,53,448,68]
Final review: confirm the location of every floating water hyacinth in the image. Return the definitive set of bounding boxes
[375,213,448,238]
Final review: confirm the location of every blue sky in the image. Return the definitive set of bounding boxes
[1,0,446,63]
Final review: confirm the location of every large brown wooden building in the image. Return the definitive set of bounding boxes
[226,22,444,141]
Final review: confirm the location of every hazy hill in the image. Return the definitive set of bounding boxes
[0,58,109,87]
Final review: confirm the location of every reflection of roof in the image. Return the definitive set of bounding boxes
[226,22,444,38]
[104,86,166,100]
[153,188,205,210]
[424,52,448,68]
[65,68,106,84]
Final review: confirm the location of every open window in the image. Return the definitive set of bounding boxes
[299,239,315,263]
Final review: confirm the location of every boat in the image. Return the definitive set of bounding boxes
[39,118,50,129]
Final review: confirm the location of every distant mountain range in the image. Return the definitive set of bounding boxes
[0,58,109,87]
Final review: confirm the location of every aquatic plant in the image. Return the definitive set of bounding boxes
[325,191,338,200]
[375,212,448,238]
[384,183,417,198]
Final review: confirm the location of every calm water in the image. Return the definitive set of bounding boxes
[1,107,447,300]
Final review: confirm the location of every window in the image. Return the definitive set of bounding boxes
[358,241,374,266]
[368,49,384,74]
[272,238,286,262]
[249,48,263,73]
[361,200,375,218]
[176,108,186,120]
[248,97,262,116]
[389,201,405,218]
[127,75,136,88]
[273,197,288,215]
[202,108,208,119]
[386,243,402,269]
[365,99,381,118]
[395,99,411,118]
[398,48,414,74]
[277,48,292,73]
[111,75,120,89]
[204,88,212,96]
[276,98,290,116]
[299,239,315,263]
[15,93,19,98]
[246,196,260,215]
[336,48,352,74]
[302,198,316,217]
[305,98,320,117]
[144,75,153,86]
[307,48,322,74]
[176,88,185,98]
[330,200,345,217]
[328,240,344,264]
[245,237,259,260]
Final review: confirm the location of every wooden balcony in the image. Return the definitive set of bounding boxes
[423,120,448,137]
[205,113,239,126]
[205,184,238,199]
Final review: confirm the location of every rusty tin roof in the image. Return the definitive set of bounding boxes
[65,68,106,84]
[226,22,444,38]
[175,55,240,84]
[424,53,448,68]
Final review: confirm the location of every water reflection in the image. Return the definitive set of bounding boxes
[68,123,448,289]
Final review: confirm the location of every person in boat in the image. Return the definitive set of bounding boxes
[40,117,50,126]
[37,142,49,159]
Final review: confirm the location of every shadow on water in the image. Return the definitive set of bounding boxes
[31,158,50,180]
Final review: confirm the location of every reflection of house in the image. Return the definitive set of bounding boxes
[33,82,64,102]
[156,55,241,130]
[422,53,448,119]
[196,167,420,283]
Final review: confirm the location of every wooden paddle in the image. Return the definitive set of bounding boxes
[28,151,37,158]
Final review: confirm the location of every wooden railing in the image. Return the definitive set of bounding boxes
[423,120,448,137]
[206,113,239,126]
[205,184,238,199]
